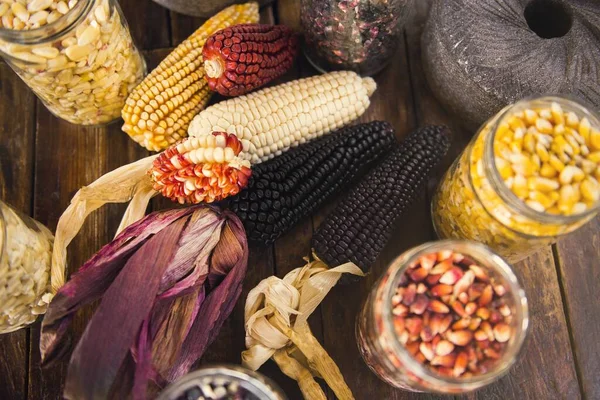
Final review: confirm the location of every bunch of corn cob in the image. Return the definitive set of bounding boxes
[121,2,260,151]
[52,71,376,281]
[229,121,397,244]
[312,126,451,283]
[150,71,377,204]
[203,24,298,96]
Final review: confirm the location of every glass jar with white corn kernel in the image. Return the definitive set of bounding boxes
[0,200,54,334]
[432,96,600,263]
[0,0,145,125]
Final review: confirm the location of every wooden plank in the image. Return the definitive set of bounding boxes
[169,3,276,45]
[555,218,600,399]
[0,60,36,400]
[406,1,581,399]
[119,0,171,50]
[27,105,148,400]
[169,12,206,45]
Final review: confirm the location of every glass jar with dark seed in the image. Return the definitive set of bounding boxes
[301,0,414,75]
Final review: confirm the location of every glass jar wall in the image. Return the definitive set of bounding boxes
[300,0,413,76]
[356,241,529,394]
[0,200,54,333]
[432,97,600,263]
[0,0,146,125]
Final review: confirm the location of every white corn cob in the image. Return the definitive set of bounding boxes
[150,71,377,204]
[187,70,377,163]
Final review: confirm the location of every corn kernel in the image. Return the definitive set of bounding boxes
[528,176,559,192]
[581,178,600,202]
[528,191,555,209]
[540,163,558,178]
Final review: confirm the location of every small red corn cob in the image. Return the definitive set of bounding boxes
[150,132,252,204]
[202,24,298,96]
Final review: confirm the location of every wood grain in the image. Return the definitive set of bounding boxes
[119,0,171,49]
[555,218,600,399]
[0,60,36,400]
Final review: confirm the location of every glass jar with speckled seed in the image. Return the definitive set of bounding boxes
[301,0,414,76]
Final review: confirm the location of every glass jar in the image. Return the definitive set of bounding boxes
[0,0,145,125]
[0,200,54,334]
[300,0,413,76]
[157,365,287,400]
[432,96,600,263]
[356,240,529,394]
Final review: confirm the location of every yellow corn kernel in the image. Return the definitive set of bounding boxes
[566,111,579,128]
[511,154,536,177]
[495,157,513,180]
[535,142,550,162]
[528,191,556,209]
[588,151,600,163]
[495,123,512,143]
[540,163,558,178]
[579,117,591,143]
[528,176,559,192]
[524,109,538,125]
[549,154,566,172]
[508,116,526,131]
[559,165,585,185]
[523,131,536,154]
[121,2,260,151]
[535,118,554,134]
[559,184,581,207]
[512,175,528,199]
[581,178,600,203]
[550,102,564,125]
[525,200,546,213]
[553,123,565,136]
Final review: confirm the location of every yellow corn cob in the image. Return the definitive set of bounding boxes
[150,71,377,204]
[121,2,260,151]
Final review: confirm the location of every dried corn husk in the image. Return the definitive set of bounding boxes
[50,155,158,293]
[41,205,248,400]
[242,256,364,400]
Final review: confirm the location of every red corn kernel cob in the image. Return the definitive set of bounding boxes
[150,132,252,204]
[202,24,298,96]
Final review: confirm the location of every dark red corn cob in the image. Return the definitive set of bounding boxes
[228,121,397,245]
[202,24,298,96]
[312,126,452,284]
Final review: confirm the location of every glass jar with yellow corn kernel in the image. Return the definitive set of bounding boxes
[432,96,600,263]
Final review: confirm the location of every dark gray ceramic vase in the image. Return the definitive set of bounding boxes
[422,0,600,130]
[152,0,271,17]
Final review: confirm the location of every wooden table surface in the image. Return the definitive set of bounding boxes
[1,0,598,399]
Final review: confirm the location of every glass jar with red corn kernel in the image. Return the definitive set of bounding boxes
[356,240,529,394]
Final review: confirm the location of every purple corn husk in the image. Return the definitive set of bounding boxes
[40,205,249,400]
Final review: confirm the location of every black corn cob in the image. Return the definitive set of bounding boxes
[312,126,451,282]
[228,121,397,244]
